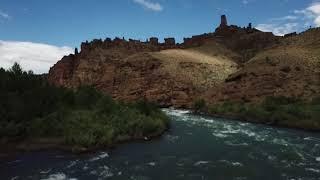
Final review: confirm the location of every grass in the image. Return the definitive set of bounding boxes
[150,49,237,90]
[0,63,170,149]
[196,96,320,130]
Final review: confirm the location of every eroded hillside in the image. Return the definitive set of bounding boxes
[48,15,319,108]
[205,28,320,103]
[48,38,239,108]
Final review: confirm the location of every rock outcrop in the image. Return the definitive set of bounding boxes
[48,37,209,108]
[48,15,319,107]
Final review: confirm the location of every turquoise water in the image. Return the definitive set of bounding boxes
[1,109,320,180]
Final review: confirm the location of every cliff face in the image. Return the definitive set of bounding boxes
[48,15,319,107]
[49,37,238,108]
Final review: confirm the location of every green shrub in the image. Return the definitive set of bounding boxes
[0,63,170,147]
[193,99,207,112]
[207,96,320,129]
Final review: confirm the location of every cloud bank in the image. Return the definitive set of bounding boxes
[256,2,320,36]
[0,40,73,74]
[0,10,10,20]
[133,0,163,12]
[256,23,299,36]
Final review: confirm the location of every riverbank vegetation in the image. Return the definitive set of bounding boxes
[193,96,320,130]
[0,63,169,150]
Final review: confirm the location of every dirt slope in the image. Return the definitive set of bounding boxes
[48,40,238,108]
[204,28,320,103]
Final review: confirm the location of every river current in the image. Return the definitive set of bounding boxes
[1,109,320,180]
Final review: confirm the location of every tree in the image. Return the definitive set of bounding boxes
[9,62,23,75]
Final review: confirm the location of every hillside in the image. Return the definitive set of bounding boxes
[205,28,320,104]
[48,15,319,109]
[48,39,238,108]
[150,47,238,90]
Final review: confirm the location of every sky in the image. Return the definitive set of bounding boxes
[0,0,320,73]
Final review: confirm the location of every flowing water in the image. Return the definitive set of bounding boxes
[1,109,320,180]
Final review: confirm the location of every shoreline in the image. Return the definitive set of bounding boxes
[194,111,320,132]
[0,126,170,158]
[2,108,319,158]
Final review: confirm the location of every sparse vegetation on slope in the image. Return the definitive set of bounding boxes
[196,96,320,130]
[150,48,238,91]
[205,28,320,104]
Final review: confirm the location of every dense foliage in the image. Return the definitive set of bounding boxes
[197,96,320,130]
[0,63,169,148]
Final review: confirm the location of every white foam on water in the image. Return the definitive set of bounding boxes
[268,155,277,161]
[220,129,240,134]
[212,133,228,138]
[89,152,109,162]
[225,141,249,146]
[176,163,184,166]
[40,169,52,174]
[66,160,79,168]
[218,160,243,167]
[241,130,256,137]
[304,137,320,142]
[162,109,190,117]
[82,163,89,171]
[295,151,306,160]
[305,168,320,173]
[194,161,210,166]
[316,157,320,162]
[41,173,77,180]
[147,162,156,166]
[165,135,179,142]
[89,170,97,175]
[202,118,214,123]
[98,166,114,178]
[272,138,289,146]
[8,160,21,164]
[231,162,243,167]
[10,176,19,180]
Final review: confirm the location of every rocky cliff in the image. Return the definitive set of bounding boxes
[48,15,319,107]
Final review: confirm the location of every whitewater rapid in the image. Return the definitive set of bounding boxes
[2,109,320,180]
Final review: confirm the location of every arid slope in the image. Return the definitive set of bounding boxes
[205,28,320,103]
[49,40,238,108]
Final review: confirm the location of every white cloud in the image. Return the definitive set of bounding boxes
[256,2,320,36]
[0,40,73,74]
[256,23,299,36]
[271,15,298,21]
[305,2,320,26]
[242,0,249,5]
[133,0,163,12]
[0,10,10,19]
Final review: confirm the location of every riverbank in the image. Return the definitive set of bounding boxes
[0,126,169,157]
[0,64,170,155]
[3,108,320,180]
[193,96,320,131]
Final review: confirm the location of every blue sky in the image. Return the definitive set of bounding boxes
[0,0,320,73]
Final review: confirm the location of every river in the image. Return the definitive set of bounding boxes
[1,109,320,180]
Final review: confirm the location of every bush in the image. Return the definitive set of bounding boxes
[0,63,170,148]
[193,99,207,112]
[207,96,320,129]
